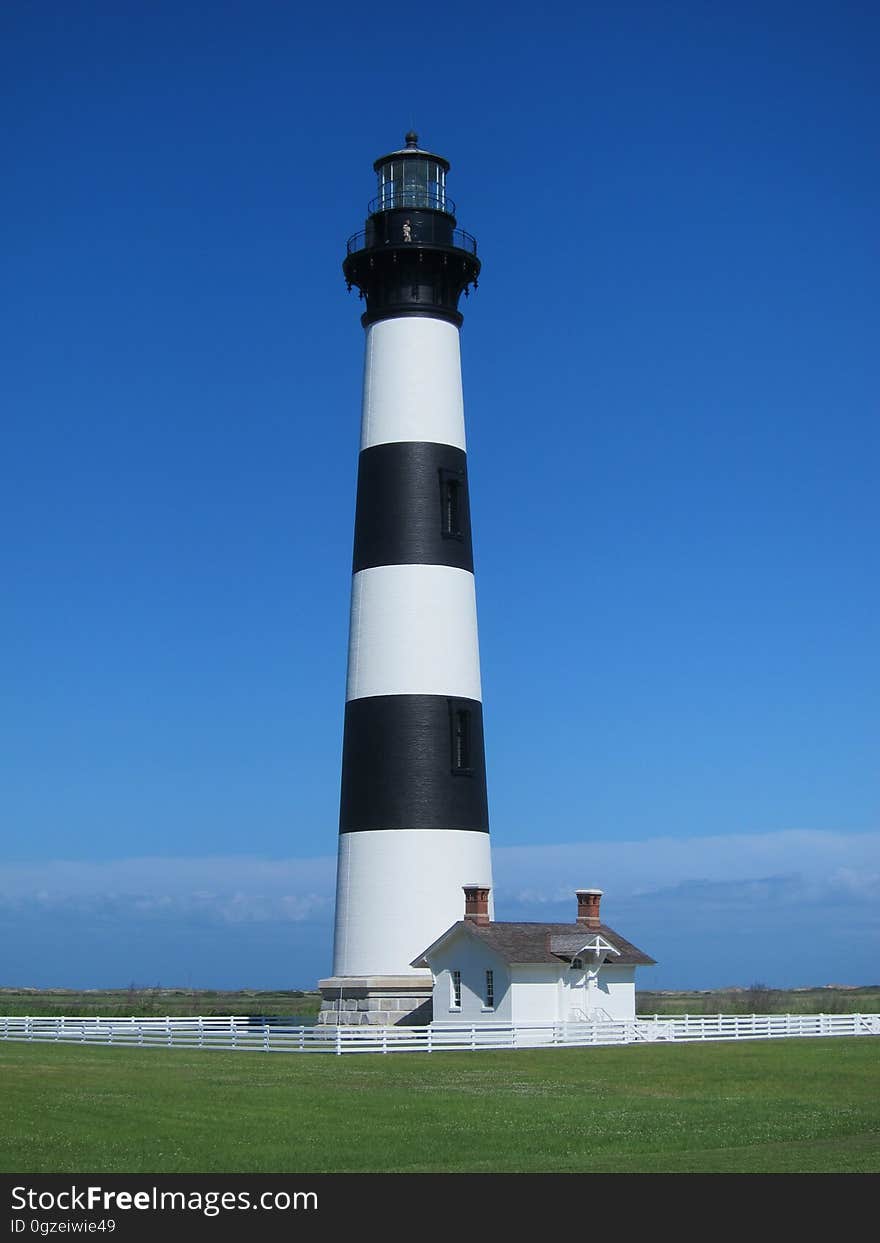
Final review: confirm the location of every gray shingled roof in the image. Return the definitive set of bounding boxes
[412,920,656,968]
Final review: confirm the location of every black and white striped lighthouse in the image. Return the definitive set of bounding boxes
[318,133,493,1025]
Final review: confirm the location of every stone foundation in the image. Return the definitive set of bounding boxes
[317,975,433,1026]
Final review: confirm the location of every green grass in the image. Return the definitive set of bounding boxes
[0,988,322,1019]
[5,984,878,1019]
[638,985,880,1015]
[2,1037,878,1173]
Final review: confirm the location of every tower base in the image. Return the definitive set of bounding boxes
[317,975,433,1026]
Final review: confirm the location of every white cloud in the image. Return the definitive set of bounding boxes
[491,829,880,907]
[0,855,336,924]
[1,831,876,989]
[0,830,877,922]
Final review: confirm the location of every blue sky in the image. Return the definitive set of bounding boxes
[2,1,877,990]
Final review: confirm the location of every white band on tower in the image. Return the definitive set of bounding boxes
[361,317,466,451]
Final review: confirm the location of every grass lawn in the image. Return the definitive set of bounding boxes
[1,1037,878,1173]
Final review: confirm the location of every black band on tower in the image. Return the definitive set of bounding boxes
[339,695,489,833]
[353,442,474,573]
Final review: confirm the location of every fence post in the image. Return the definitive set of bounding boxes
[335,1025,342,1056]
[426,1026,433,1054]
[381,1027,388,1054]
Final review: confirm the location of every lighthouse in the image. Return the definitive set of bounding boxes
[318,133,493,1025]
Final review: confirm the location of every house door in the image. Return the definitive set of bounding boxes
[566,961,589,1020]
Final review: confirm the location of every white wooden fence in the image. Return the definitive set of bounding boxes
[1,1012,878,1054]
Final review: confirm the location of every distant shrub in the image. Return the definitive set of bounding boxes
[744,982,776,1013]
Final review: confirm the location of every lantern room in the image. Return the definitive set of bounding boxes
[371,131,452,215]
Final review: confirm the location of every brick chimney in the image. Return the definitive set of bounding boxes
[576,888,603,928]
[463,885,490,926]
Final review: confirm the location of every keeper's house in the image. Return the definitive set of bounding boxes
[412,887,655,1025]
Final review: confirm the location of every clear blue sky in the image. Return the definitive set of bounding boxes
[2,1,877,991]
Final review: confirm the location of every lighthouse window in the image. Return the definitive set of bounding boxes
[402,159,427,199]
[377,158,447,212]
[439,469,464,540]
[451,970,462,1010]
[451,708,472,773]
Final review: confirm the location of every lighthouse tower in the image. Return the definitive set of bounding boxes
[318,133,493,1025]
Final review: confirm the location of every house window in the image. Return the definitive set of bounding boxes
[451,970,462,1010]
[451,708,472,773]
[484,970,494,1009]
[571,958,583,970]
[439,469,464,540]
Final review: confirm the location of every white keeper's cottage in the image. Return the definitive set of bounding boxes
[413,887,655,1025]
